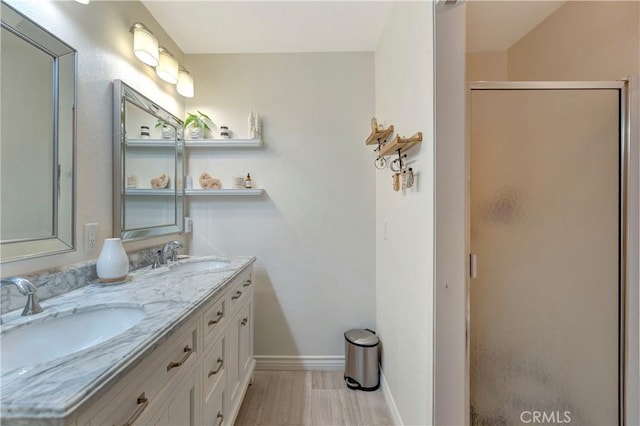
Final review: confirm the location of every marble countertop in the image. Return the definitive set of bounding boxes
[0,255,255,422]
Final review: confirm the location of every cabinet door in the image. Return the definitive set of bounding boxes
[226,309,240,411]
[238,300,253,379]
[155,371,200,426]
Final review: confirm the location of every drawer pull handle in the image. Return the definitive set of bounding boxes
[208,357,224,377]
[166,345,193,371]
[120,392,148,426]
[208,311,223,326]
[243,279,252,287]
[231,290,242,300]
[216,411,224,426]
[241,317,248,326]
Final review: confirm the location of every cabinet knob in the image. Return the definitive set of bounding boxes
[241,317,248,326]
[231,290,242,300]
[120,392,148,426]
[208,357,224,377]
[243,279,252,287]
[166,345,193,371]
[208,310,223,326]
[216,411,224,426]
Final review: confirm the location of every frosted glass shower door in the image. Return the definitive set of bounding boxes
[470,88,621,425]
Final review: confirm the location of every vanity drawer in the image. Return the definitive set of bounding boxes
[227,272,252,314]
[79,318,199,425]
[203,296,226,349]
[202,333,226,400]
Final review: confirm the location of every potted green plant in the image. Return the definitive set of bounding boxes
[184,110,213,139]
[155,119,174,139]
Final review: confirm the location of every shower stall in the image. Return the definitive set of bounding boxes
[469,81,630,425]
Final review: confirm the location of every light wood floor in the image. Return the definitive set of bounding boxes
[234,370,395,426]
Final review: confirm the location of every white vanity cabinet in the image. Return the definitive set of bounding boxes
[74,266,254,426]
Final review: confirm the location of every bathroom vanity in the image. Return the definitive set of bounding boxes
[0,256,255,426]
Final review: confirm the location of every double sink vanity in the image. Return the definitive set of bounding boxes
[1,4,257,425]
[1,256,256,425]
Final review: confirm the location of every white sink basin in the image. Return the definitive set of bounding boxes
[1,305,145,373]
[169,259,231,274]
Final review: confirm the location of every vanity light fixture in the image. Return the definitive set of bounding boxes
[177,66,194,98]
[156,47,179,84]
[130,23,159,67]
[129,23,194,97]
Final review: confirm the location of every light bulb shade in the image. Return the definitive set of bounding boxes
[177,69,194,98]
[156,48,179,84]
[132,24,158,67]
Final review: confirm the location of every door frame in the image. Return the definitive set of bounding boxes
[466,80,632,425]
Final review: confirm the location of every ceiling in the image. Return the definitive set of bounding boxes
[466,0,566,52]
[141,1,394,54]
[142,1,567,55]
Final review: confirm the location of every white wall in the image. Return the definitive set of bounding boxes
[434,2,467,425]
[2,0,187,278]
[184,53,376,357]
[374,2,434,424]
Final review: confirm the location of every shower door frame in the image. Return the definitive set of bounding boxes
[467,80,631,425]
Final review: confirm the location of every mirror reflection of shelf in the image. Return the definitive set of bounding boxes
[185,189,264,196]
[126,139,176,148]
[185,138,263,148]
[124,188,176,196]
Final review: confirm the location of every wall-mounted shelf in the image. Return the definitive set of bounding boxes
[126,138,176,147]
[365,118,394,146]
[185,138,263,148]
[124,188,175,196]
[185,188,265,196]
[378,132,423,157]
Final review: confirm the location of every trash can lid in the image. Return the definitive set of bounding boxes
[344,329,379,347]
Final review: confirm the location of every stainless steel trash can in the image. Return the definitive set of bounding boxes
[344,328,379,391]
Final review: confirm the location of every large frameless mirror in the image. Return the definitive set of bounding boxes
[0,2,76,262]
[113,80,184,241]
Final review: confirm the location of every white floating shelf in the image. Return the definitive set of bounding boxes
[124,188,176,196]
[185,138,263,148]
[126,139,175,147]
[185,189,265,196]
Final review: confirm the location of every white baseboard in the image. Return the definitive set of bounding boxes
[254,355,344,371]
[380,369,403,425]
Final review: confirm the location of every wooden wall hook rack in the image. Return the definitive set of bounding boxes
[365,117,394,146]
[378,132,422,157]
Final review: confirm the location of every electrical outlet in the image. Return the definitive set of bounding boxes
[84,223,99,252]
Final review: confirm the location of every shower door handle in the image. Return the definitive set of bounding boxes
[469,253,478,279]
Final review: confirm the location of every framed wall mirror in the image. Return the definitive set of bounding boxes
[113,80,184,241]
[0,2,77,263]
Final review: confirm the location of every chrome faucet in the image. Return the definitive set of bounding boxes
[1,277,43,317]
[160,240,184,265]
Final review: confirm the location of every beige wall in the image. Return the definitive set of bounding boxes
[375,2,434,424]
[2,0,187,278]
[185,53,376,358]
[508,1,640,80]
[466,50,507,81]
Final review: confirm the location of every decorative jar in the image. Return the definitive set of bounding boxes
[96,238,129,282]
